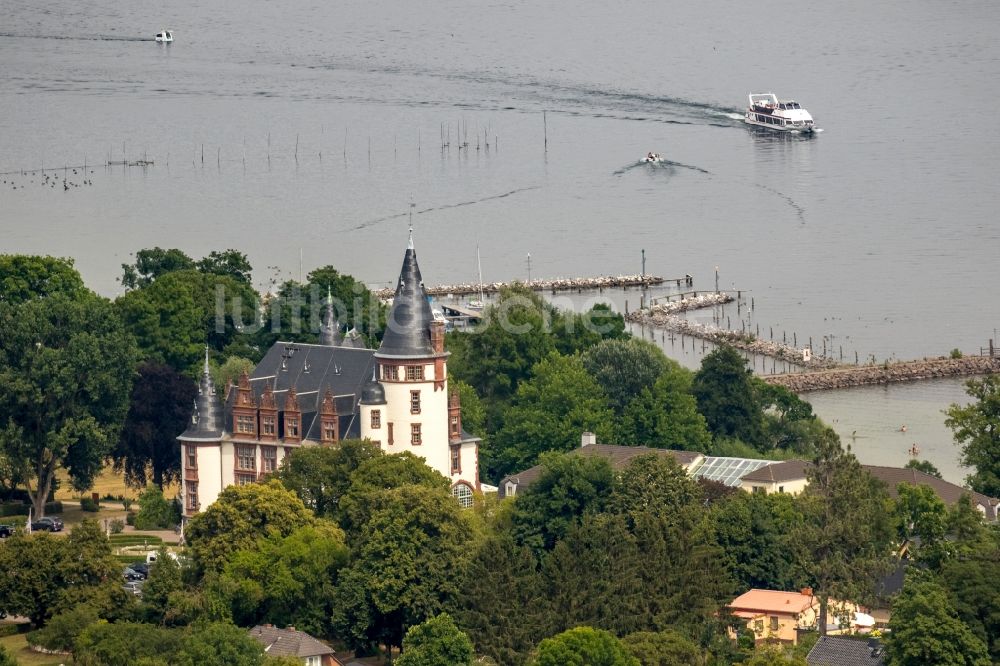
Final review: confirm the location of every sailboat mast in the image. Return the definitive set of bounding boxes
[477,245,484,303]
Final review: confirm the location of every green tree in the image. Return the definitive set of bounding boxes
[710,490,805,592]
[27,603,100,653]
[213,356,254,394]
[0,292,137,518]
[490,352,615,480]
[332,485,473,654]
[112,361,197,489]
[886,572,990,666]
[542,512,645,637]
[185,480,314,574]
[337,451,450,536]
[581,338,671,414]
[946,375,1000,497]
[691,346,762,444]
[904,458,942,478]
[135,485,178,530]
[742,644,807,666]
[0,254,86,304]
[276,439,382,522]
[140,547,184,625]
[618,367,711,451]
[196,249,253,284]
[533,626,640,666]
[120,247,196,289]
[116,269,259,374]
[450,378,486,436]
[0,520,117,628]
[509,452,614,554]
[456,534,549,666]
[396,613,474,666]
[797,440,894,634]
[75,622,184,666]
[174,621,267,666]
[220,522,349,636]
[621,630,702,666]
[607,453,700,521]
[893,483,948,554]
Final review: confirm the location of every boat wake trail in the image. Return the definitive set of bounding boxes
[0,32,152,42]
[754,183,806,223]
[613,160,711,177]
[348,186,542,231]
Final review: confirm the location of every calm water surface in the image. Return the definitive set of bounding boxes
[2,0,998,482]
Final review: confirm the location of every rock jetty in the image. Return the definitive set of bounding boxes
[761,355,1000,392]
[374,274,665,300]
[625,295,840,370]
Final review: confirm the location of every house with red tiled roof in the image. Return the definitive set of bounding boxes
[728,589,863,645]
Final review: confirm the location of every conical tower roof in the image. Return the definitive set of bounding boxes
[376,236,437,358]
[178,348,225,440]
[319,286,343,346]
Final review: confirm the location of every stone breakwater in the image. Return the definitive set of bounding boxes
[625,295,840,370]
[374,274,665,299]
[760,356,1000,392]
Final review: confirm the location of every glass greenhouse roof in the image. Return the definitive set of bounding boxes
[690,456,773,487]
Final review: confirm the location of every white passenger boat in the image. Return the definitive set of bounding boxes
[155,30,173,43]
[744,93,814,132]
[643,152,663,163]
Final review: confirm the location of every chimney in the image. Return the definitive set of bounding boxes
[581,432,596,447]
[430,320,445,354]
[801,587,813,597]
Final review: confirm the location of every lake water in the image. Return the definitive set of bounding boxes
[2,0,997,484]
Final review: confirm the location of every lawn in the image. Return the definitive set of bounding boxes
[0,631,66,666]
[53,466,180,503]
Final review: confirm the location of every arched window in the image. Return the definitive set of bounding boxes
[451,483,474,509]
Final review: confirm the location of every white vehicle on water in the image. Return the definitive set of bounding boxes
[643,151,663,163]
[155,30,173,43]
[744,93,814,132]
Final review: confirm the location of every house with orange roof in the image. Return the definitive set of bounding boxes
[728,588,863,645]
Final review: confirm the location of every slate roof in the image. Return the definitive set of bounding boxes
[740,459,811,484]
[499,444,703,498]
[225,341,376,441]
[376,246,437,359]
[179,353,226,441]
[807,636,885,666]
[248,625,338,660]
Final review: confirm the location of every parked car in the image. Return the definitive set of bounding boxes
[0,524,13,538]
[128,562,150,579]
[30,516,64,532]
[122,581,143,596]
[123,567,145,582]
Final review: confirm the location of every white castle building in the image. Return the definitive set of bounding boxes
[178,236,482,518]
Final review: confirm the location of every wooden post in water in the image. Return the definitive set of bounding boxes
[543,111,548,152]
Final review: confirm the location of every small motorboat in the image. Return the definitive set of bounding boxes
[643,152,663,163]
[155,30,173,43]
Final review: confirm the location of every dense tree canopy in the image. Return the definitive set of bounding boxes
[276,439,382,522]
[395,613,474,666]
[332,485,474,654]
[533,626,640,666]
[946,375,1000,497]
[489,352,616,480]
[886,572,990,666]
[0,254,86,304]
[692,346,762,444]
[581,338,671,414]
[112,360,197,489]
[0,292,137,516]
[185,480,315,574]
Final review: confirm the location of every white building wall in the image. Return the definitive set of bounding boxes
[381,366,451,480]
[195,445,223,512]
